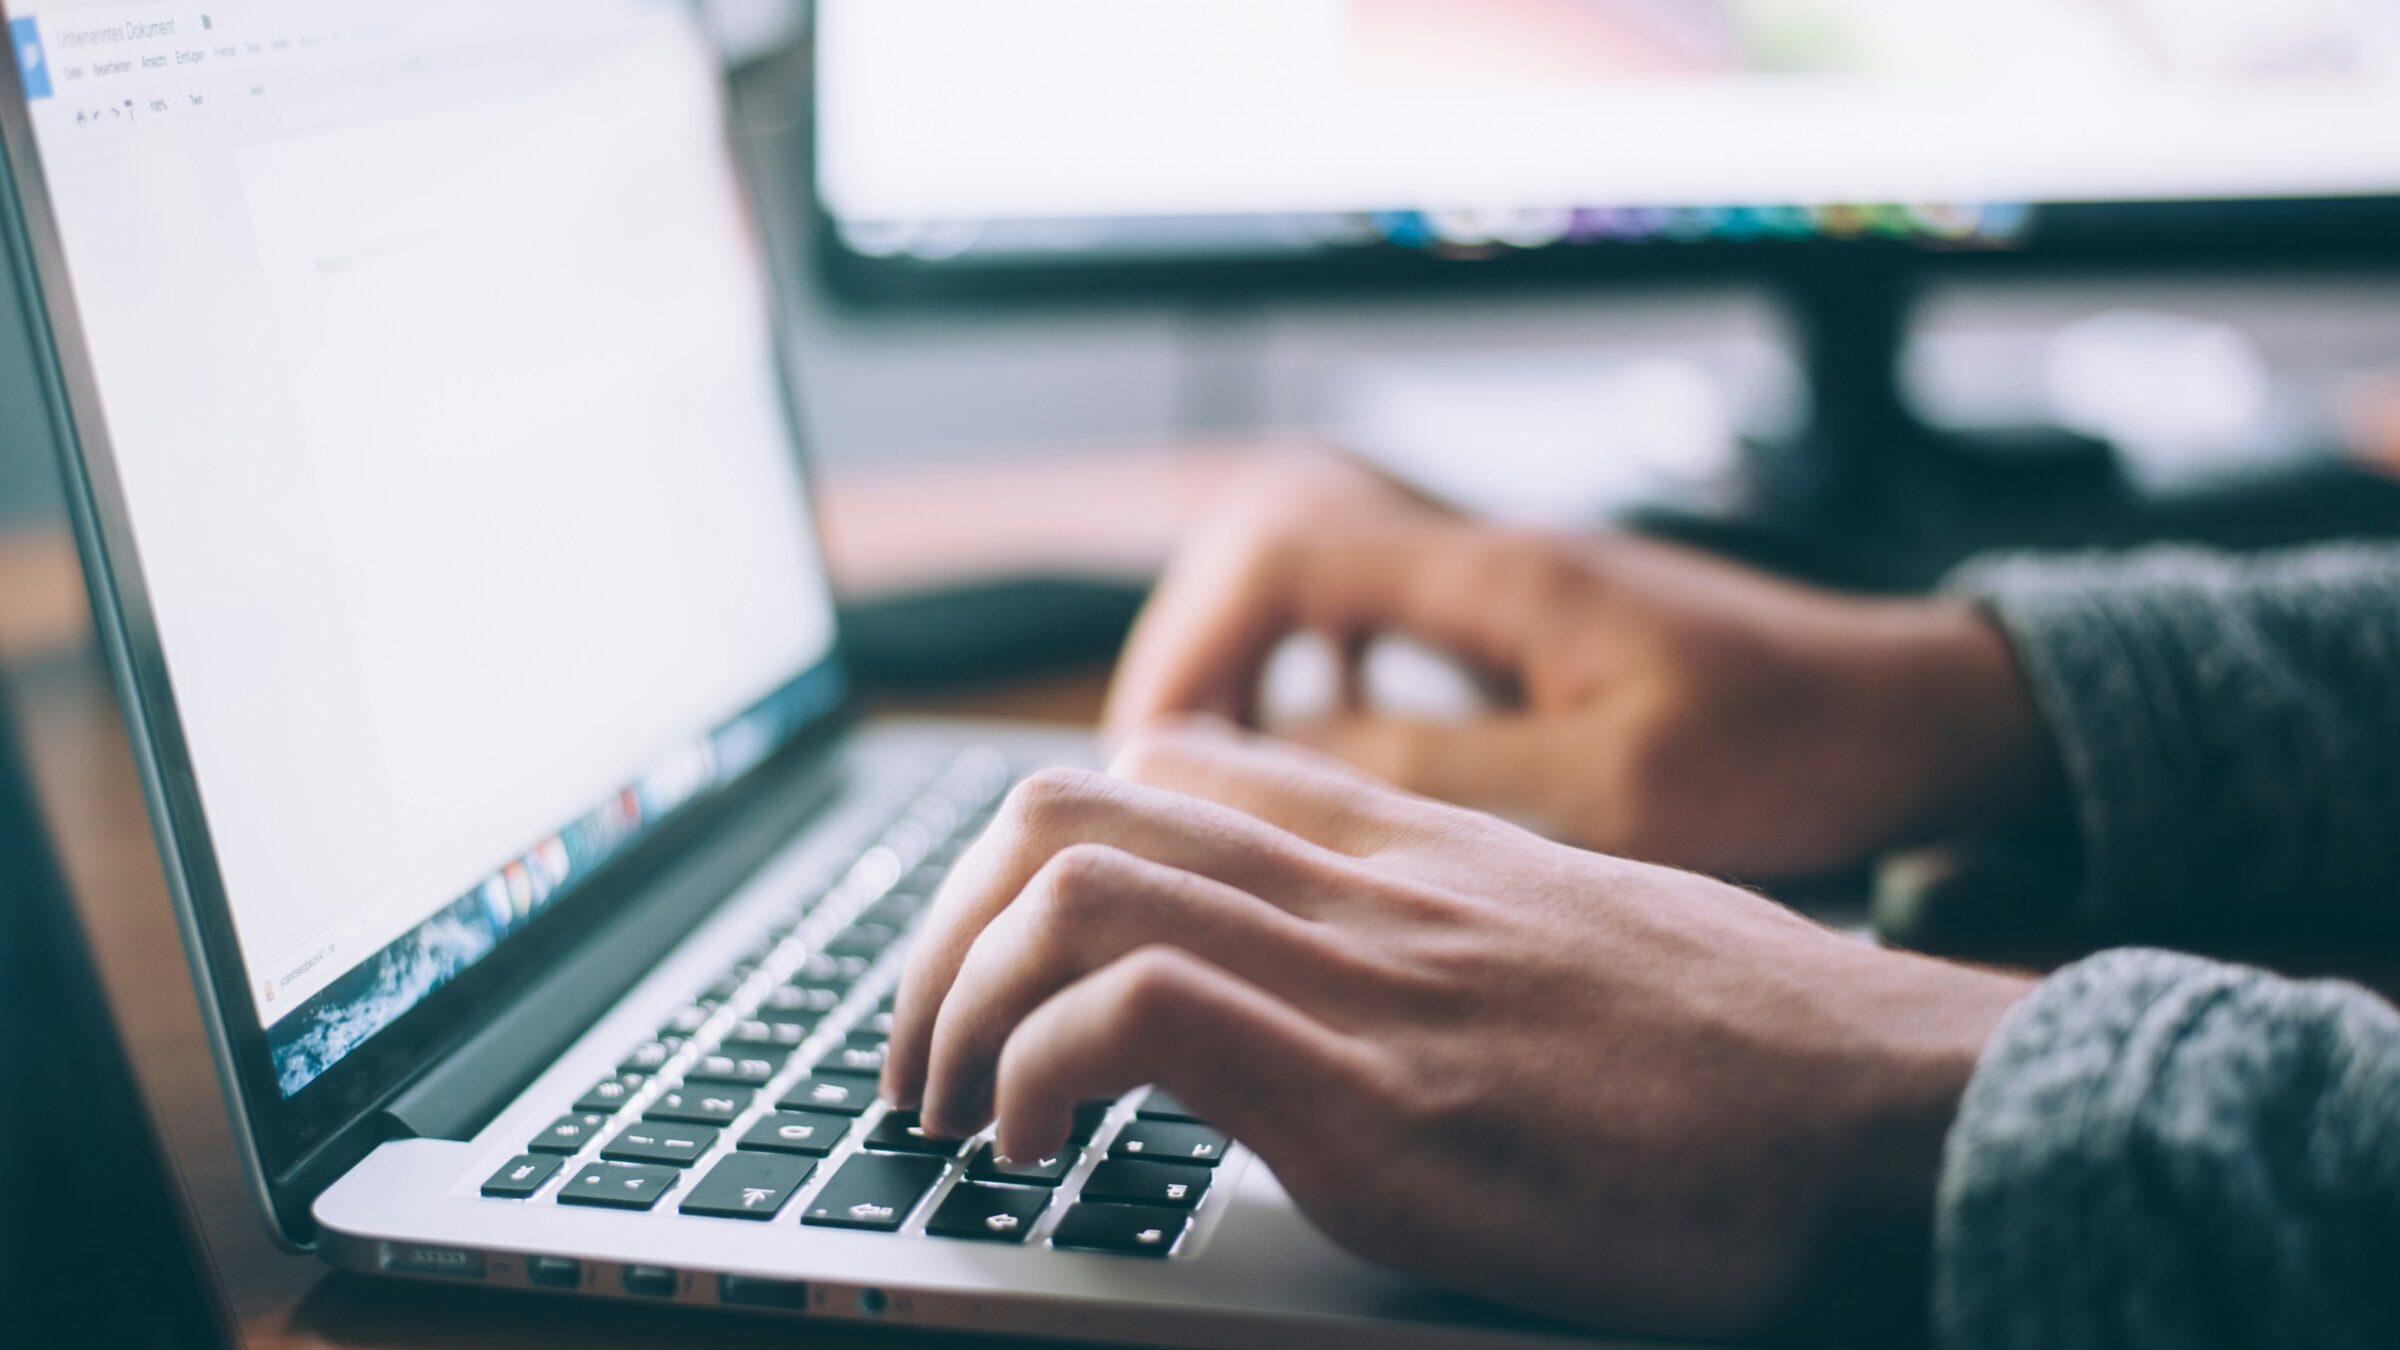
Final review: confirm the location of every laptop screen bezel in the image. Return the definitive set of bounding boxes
[0,3,859,1237]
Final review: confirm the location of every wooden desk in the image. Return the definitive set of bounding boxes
[0,444,1270,1350]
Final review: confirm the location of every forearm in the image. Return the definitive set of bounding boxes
[1934,949,2400,1350]
[1948,543,2400,939]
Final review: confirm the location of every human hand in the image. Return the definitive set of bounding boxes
[1104,455,2060,879]
[883,722,2034,1338]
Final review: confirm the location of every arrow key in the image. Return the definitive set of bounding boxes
[926,1182,1048,1243]
[679,1152,813,1221]
[967,1142,1076,1187]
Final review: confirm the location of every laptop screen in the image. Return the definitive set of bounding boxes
[7,0,841,1097]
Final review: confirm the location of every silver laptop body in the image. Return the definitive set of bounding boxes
[0,3,1605,1344]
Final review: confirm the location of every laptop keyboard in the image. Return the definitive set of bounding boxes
[475,748,1227,1259]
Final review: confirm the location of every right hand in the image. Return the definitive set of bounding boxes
[884,722,2034,1338]
[1104,455,2059,879]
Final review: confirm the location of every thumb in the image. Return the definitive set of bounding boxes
[1287,713,1556,822]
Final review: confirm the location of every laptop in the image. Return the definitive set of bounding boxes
[0,4,1588,1346]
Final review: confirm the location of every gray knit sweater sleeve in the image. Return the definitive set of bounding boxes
[1928,545,2400,1346]
[1946,543,2400,941]
[1936,949,2400,1349]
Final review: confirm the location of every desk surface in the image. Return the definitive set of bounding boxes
[0,445,1270,1350]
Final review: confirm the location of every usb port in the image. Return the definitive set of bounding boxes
[525,1256,581,1289]
[718,1274,809,1310]
[623,1265,678,1298]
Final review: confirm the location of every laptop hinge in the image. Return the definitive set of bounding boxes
[379,749,850,1143]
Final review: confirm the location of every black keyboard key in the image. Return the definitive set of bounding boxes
[859,895,926,931]
[645,1085,752,1126]
[824,923,899,961]
[800,1153,946,1231]
[601,1123,718,1167]
[793,952,869,985]
[617,1040,679,1075]
[862,1109,968,1157]
[1080,1159,1210,1210]
[761,982,843,1021]
[826,1032,889,1075]
[1067,1100,1113,1146]
[1051,1202,1188,1257]
[572,1073,646,1114]
[722,1019,809,1054]
[530,1112,608,1155]
[685,1053,781,1088]
[925,1182,1048,1243]
[1134,1087,1206,1124]
[778,1071,877,1117]
[967,1143,1076,1187]
[557,1161,678,1211]
[1110,1120,1228,1166]
[737,1111,850,1158]
[481,1153,562,1198]
[679,1152,814,1221]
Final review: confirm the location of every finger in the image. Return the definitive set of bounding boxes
[1287,713,1561,823]
[883,767,1345,1108]
[1109,716,1425,853]
[1103,514,1544,742]
[919,843,1347,1136]
[989,945,1378,1168]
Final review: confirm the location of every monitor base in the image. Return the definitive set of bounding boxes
[1628,425,2400,592]
[1632,259,2400,587]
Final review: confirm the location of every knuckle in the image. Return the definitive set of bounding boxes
[1366,723,1439,792]
[1105,946,1200,1035]
[1502,529,1584,603]
[1108,726,1190,785]
[1026,843,1128,930]
[1002,766,1109,835]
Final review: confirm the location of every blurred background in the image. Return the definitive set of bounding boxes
[9,0,2400,615]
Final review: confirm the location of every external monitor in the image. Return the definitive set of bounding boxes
[812,0,2400,541]
[815,0,2400,296]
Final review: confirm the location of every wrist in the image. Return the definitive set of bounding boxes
[1874,600,2065,847]
[1798,955,2037,1343]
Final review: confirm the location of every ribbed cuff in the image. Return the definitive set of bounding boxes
[1943,553,2213,933]
[1932,949,2240,1350]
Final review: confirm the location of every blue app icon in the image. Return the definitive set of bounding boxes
[12,18,52,101]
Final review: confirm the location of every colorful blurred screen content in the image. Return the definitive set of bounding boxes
[816,0,2400,262]
[8,0,841,1094]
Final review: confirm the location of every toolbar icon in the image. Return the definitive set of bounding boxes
[12,18,52,101]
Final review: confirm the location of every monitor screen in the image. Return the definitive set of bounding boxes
[8,0,841,1097]
[816,0,2400,270]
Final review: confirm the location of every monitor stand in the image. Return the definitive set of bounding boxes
[1631,257,2400,591]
